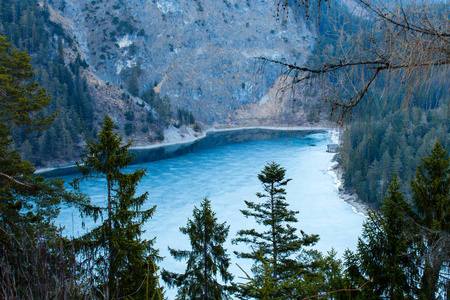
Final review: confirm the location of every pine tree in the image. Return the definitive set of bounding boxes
[233,162,319,289]
[128,64,140,97]
[0,35,54,132]
[162,198,233,300]
[236,248,291,300]
[1,1,96,165]
[410,140,450,300]
[0,35,85,298]
[72,115,160,299]
[357,174,418,299]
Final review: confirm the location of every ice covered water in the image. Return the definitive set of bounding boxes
[55,131,366,297]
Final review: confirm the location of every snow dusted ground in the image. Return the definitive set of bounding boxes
[161,125,202,144]
[327,129,369,216]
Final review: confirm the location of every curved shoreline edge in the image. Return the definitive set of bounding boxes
[36,126,329,177]
[326,130,369,217]
[37,125,369,217]
[328,163,369,217]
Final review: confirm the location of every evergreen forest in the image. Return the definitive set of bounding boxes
[0,0,198,167]
[0,0,95,166]
[285,0,450,209]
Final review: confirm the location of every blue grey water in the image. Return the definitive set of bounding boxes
[56,131,366,296]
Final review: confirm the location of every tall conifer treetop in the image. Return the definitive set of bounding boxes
[233,161,319,287]
[75,115,133,183]
[72,115,160,299]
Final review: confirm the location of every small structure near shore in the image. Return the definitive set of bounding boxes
[327,144,339,153]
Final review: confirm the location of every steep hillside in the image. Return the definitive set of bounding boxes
[48,0,316,124]
[0,0,327,166]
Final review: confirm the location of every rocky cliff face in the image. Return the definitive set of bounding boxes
[48,0,317,126]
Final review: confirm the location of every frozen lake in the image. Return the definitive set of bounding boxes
[56,131,366,297]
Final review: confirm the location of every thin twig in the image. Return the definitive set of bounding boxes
[301,279,373,300]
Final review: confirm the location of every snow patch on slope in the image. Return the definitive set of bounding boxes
[163,125,201,144]
[156,1,181,14]
[118,35,133,48]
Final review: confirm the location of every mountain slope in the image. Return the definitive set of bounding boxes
[49,0,315,123]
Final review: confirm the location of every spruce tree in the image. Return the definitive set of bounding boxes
[233,162,319,287]
[410,140,450,300]
[411,140,450,232]
[357,174,418,299]
[162,198,233,300]
[72,115,160,299]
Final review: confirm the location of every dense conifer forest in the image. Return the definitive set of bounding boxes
[284,0,450,209]
[339,98,450,206]
[0,0,189,167]
[0,0,96,166]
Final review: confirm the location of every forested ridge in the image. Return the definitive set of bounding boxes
[0,0,95,166]
[334,17,450,207]
[281,0,450,208]
[339,99,450,206]
[0,0,194,167]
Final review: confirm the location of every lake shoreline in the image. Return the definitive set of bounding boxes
[35,125,329,175]
[326,130,369,217]
[36,124,369,218]
[328,162,369,217]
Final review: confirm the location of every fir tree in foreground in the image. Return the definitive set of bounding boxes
[357,174,418,299]
[233,162,319,296]
[72,115,161,299]
[347,141,450,300]
[162,197,233,300]
[411,140,450,300]
[238,247,349,300]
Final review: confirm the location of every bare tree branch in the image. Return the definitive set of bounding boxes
[357,0,450,38]
[264,0,449,120]
[0,172,33,189]
[301,279,373,300]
